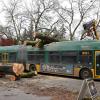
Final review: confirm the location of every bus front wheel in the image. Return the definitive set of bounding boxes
[79,68,93,79]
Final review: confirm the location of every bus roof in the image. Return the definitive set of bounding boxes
[44,40,100,51]
[0,45,21,52]
[0,40,100,52]
[0,45,42,52]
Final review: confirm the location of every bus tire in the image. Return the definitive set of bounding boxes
[29,64,37,75]
[79,68,93,79]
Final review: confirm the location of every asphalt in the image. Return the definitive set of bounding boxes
[0,75,99,100]
[0,87,51,100]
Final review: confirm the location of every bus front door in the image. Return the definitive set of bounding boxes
[95,51,100,78]
[2,53,9,64]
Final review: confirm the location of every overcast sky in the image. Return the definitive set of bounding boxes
[0,0,98,27]
[0,0,78,26]
[0,0,99,40]
[0,0,32,25]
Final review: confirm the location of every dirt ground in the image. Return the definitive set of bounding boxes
[0,75,100,100]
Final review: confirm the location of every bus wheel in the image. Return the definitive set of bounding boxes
[80,68,92,79]
[29,64,37,75]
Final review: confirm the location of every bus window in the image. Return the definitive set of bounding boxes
[27,51,35,61]
[9,52,17,62]
[61,51,77,64]
[79,51,92,65]
[27,51,45,63]
[35,51,45,63]
[49,52,61,63]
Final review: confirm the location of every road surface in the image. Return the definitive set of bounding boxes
[0,75,99,100]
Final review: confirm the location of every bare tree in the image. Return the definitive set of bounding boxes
[2,0,26,40]
[0,25,15,38]
[1,0,98,41]
[25,0,60,34]
[55,0,97,40]
[95,0,100,27]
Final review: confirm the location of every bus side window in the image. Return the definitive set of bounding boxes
[27,51,45,63]
[61,51,77,64]
[49,52,61,63]
[79,51,92,65]
[27,51,35,62]
[9,52,17,62]
[35,51,45,63]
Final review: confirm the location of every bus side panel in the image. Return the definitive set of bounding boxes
[73,67,80,77]
[36,64,41,72]
[39,64,74,75]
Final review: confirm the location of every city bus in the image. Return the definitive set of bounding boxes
[33,40,100,79]
[0,40,100,79]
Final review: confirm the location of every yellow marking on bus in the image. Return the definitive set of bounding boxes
[36,64,40,72]
[91,69,95,78]
[94,51,100,78]
[73,68,80,77]
[94,76,100,79]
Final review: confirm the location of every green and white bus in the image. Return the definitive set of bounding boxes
[0,40,100,79]
[34,40,100,79]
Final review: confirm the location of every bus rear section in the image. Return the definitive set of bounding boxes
[35,50,100,79]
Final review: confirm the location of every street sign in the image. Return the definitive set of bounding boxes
[77,78,97,100]
[87,79,97,98]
